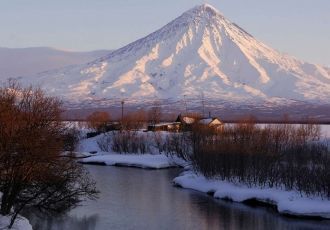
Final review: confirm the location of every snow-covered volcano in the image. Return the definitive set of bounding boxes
[27,4,330,105]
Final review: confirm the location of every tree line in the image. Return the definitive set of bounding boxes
[171,119,330,199]
[91,111,330,199]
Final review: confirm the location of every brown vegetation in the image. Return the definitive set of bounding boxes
[148,102,162,127]
[184,121,330,199]
[98,131,149,154]
[0,81,98,228]
[121,109,147,130]
[86,111,111,132]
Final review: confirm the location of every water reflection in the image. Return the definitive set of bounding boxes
[23,165,330,230]
[25,213,98,230]
[187,194,330,230]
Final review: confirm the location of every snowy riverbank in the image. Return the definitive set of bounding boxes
[76,128,330,218]
[80,152,185,169]
[76,131,187,169]
[173,171,330,219]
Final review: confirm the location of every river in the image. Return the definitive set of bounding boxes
[23,165,330,230]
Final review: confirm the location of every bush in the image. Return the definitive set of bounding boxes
[152,132,166,154]
[121,110,148,130]
[86,111,110,133]
[97,133,112,152]
[62,127,80,151]
[0,81,98,228]
[186,121,330,199]
[163,132,192,161]
[97,131,150,154]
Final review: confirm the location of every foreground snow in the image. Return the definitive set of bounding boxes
[80,152,185,169]
[174,171,330,219]
[0,215,32,230]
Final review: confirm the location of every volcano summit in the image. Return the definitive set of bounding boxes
[23,4,330,108]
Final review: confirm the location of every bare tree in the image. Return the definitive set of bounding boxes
[0,81,98,228]
[86,111,111,132]
[148,102,162,127]
[200,92,205,118]
[62,126,80,152]
[121,109,147,130]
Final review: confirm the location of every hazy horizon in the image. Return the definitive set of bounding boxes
[1,0,329,66]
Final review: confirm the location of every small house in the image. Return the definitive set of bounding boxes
[176,114,223,131]
[175,114,198,131]
[198,118,223,126]
[198,117,223,131]
[175,115,196,125]
[148,115,223,132]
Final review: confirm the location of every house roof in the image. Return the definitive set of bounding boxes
[153,122,180,127]
[176,114,222,126]
[182,116,195,124]
[199,118,213,125]
[199,118,223,126]
[176,115,196,124]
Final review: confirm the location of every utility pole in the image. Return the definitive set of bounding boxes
[121,100,124,121]
[183,95,188,114]
[120,90,125,122]
[201,92,205,118]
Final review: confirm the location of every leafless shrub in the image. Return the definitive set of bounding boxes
[0,81,98,228]
[152,132,166,154]
[86,111,111,133]
[98,131,150,154]
[148,102,162,127]
[62,127,81,152]
[121,110,147,130]
[164,132,192,161]
[96,133,112,152]
[186,120,330,199]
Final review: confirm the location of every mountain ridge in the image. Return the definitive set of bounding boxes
[17,4,330,106]
[0,47,111,79]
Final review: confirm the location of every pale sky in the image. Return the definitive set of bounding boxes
[0,0,329,66]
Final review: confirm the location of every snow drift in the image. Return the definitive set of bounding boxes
[80,153,182,169]
[0,214,32,230]
[174,171,330,219]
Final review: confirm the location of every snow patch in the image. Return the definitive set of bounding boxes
[174,171,330,219]
[80,153,184,169]
[0,215,32,230]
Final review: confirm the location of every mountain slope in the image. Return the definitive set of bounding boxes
[24,4,330,105]
[0,47,110,79]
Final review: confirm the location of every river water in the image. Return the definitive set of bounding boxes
[24,165,330,230]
